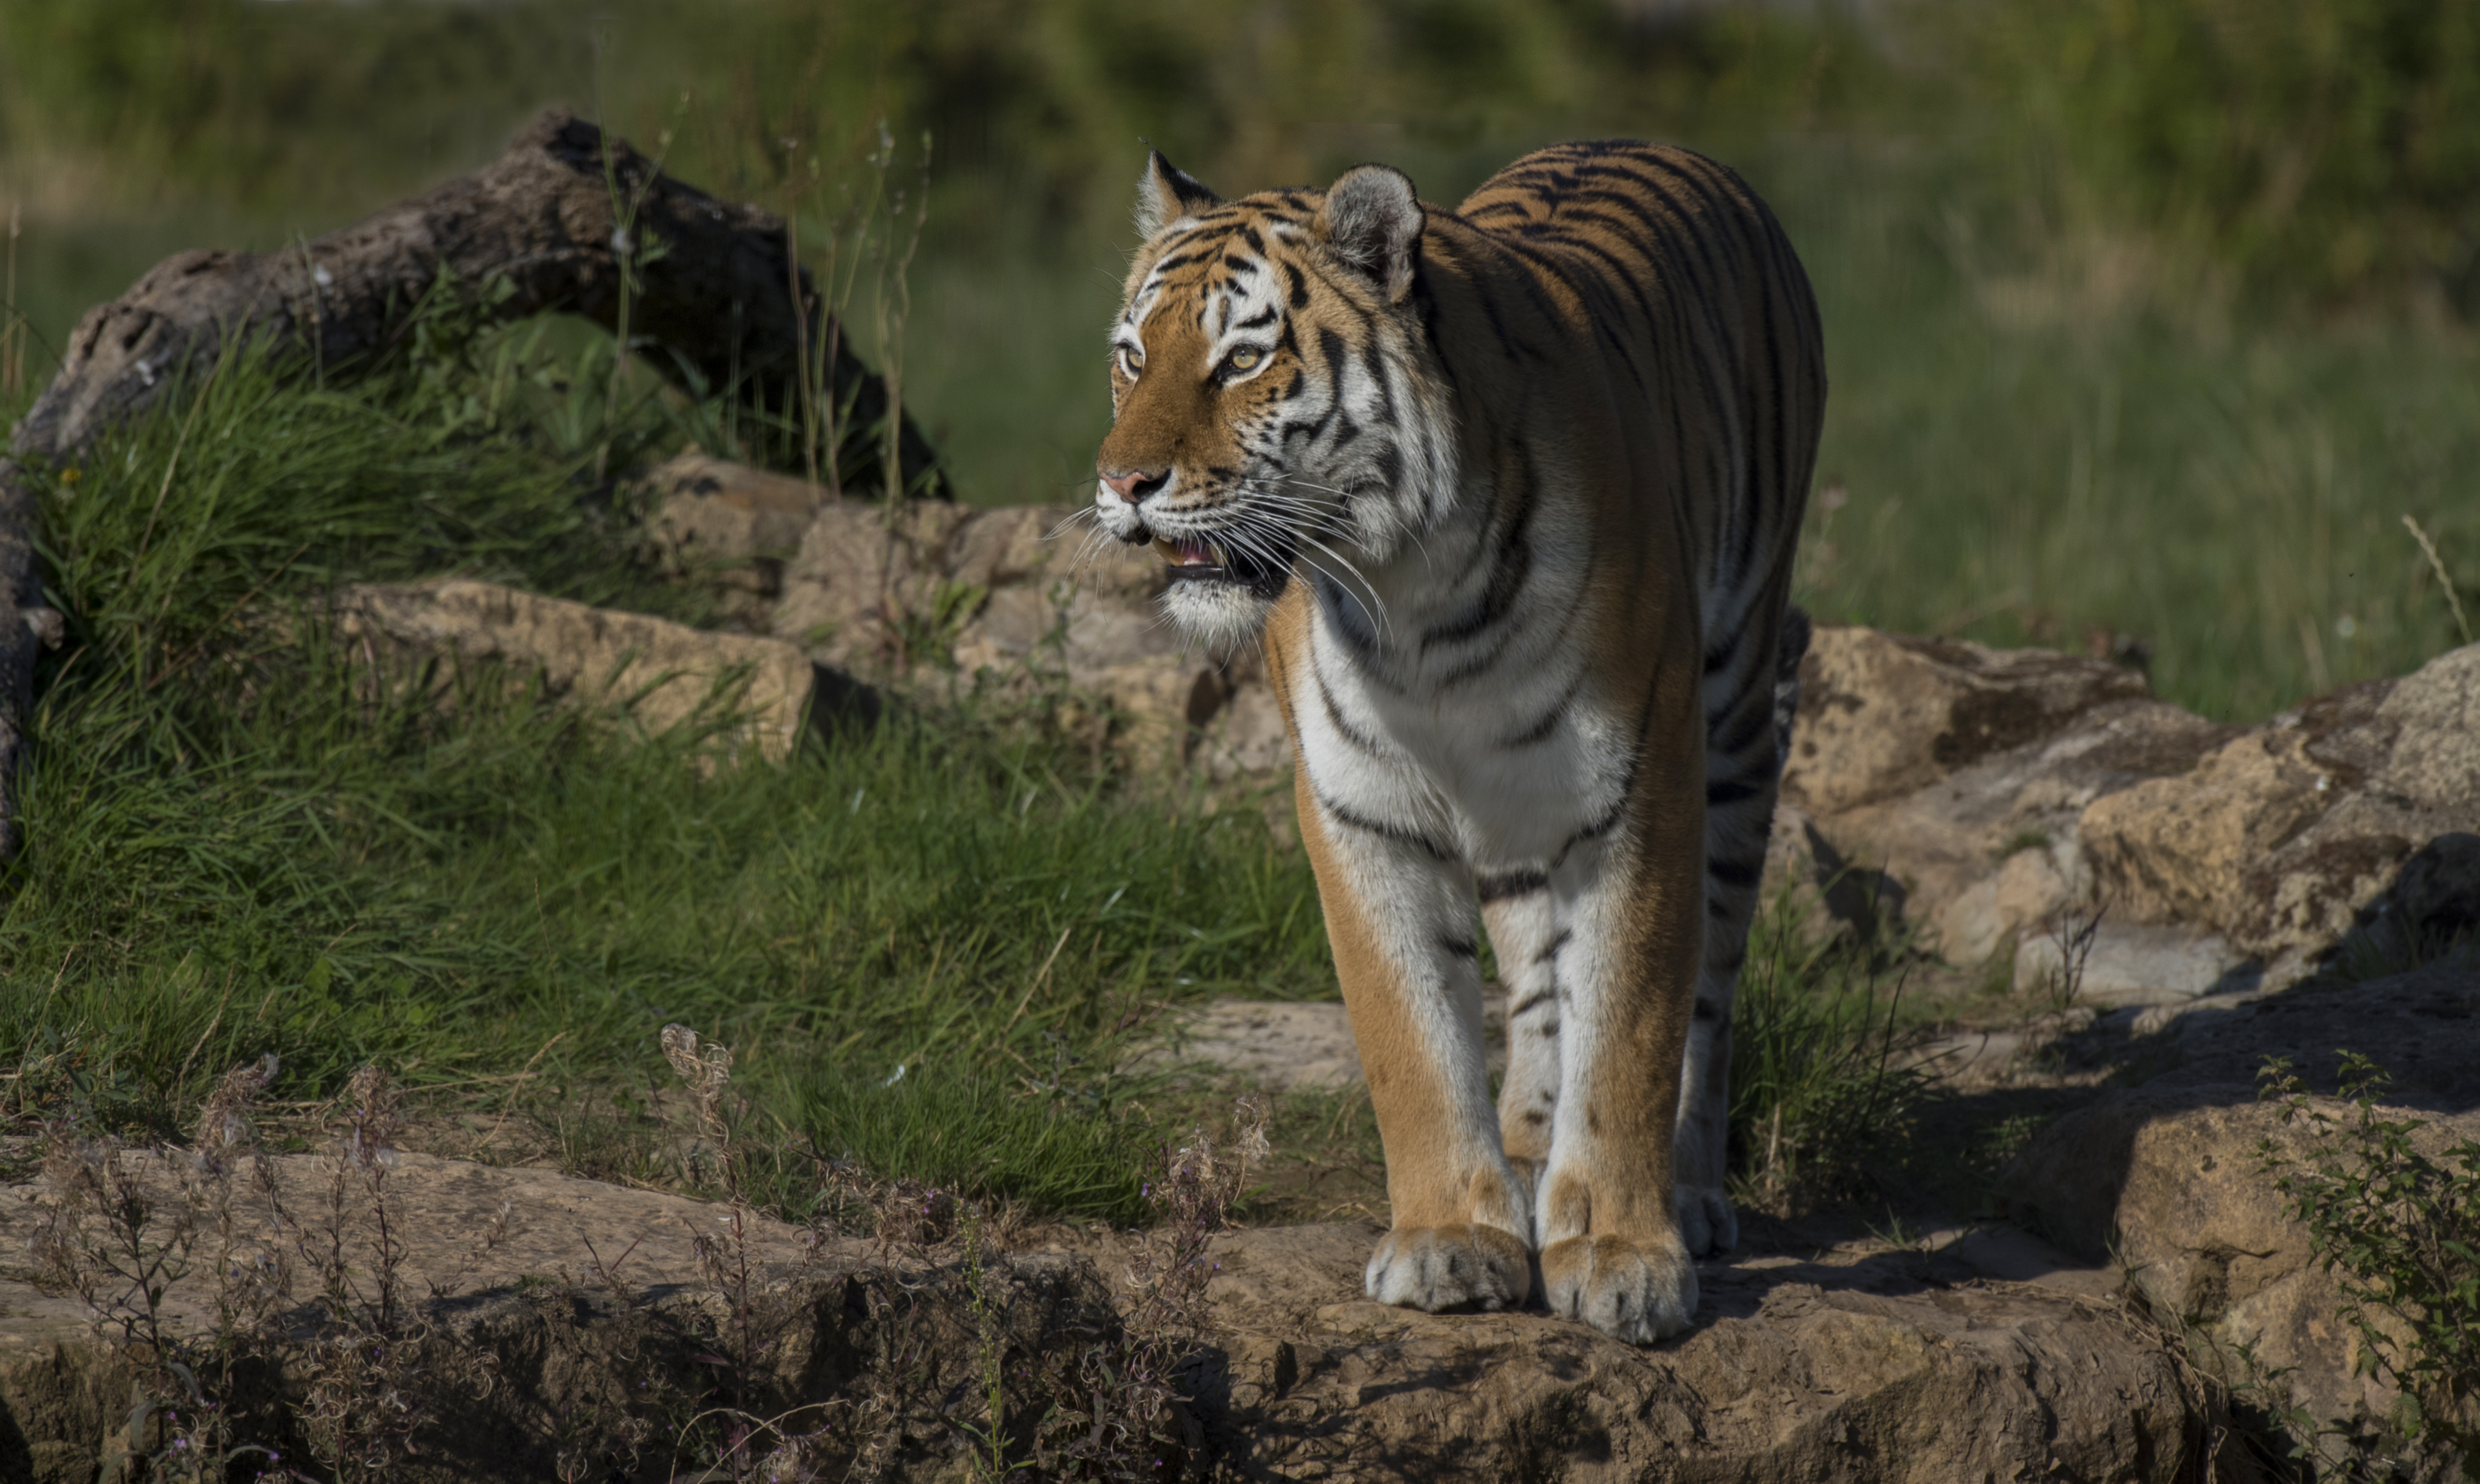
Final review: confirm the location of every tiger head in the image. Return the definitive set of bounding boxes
[1094,152,1458,648]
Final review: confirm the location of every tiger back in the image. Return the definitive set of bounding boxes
[1093,140,1824,1341]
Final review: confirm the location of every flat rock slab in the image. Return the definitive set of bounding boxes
[0,1147,2196,1483]
[1190,1224,2196,1482]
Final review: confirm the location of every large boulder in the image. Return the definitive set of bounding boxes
[1775,627,2229,965]
[2081,649,2480,961]
[1783,626,2156,817]
[1190,1223,2199,1482]
[2006,964,2480,1471]
[1776,625,2480,985]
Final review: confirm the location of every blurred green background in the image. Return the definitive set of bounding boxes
[2,0,2476,721]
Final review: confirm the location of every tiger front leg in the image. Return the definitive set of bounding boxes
[1297,777,1533,1314]
[1533,816,1705,1343]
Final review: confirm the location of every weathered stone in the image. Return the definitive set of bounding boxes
[2012,922,2253,1005]
[2081,727,2338,932]
[1,1148,2207,1484]
[2374,644,2480,815]
[640,450,830,621]
[1782,691,2226,958]
[772,500,1283,769]
[1782,626,2153,817]
[334,579,844,760]
[1192,1223,2199,1482]
[1767,626,2480,974]
[2005,966,2480,1466]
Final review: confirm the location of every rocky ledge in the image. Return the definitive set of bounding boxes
[0,1146,2204,1483]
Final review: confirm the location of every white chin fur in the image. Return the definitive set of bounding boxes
[1160,580,1275,650]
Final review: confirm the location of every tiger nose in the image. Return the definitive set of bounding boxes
[1099,466,1170,504]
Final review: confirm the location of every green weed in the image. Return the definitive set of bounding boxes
[2259,1052,2480,1469]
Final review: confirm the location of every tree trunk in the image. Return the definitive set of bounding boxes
[0,106,945,858]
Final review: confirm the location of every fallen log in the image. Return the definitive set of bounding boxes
[0,106,942,857]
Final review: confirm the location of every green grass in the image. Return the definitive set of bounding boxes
[0,337,1328,1219]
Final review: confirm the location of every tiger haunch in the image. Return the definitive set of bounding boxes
[1096,141,1824,1343]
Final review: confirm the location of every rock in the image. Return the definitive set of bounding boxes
[1193,1223,2200,1482]
[1772,625,2480,975]
[640,449,831,623]
[1,1147,2208,1484]
[772,500,1284,769]
[334,578,858,760]
[0,1145,1126,1484]
[2005,965,2480,1468]
[2077,653,2480,961]
[2079,727,2338,930]
[2139,962,2480,1107]
[1782,626,2153,817]
[1781,686,2228,959]
[2011,922,2254,1006]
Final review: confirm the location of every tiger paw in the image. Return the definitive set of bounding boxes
[1364,1223,1532,1312]
[1540,1232,1698,1343]
[1676,1185,1738,1256]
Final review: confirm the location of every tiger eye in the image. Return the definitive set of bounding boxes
[1231,347,1262,371]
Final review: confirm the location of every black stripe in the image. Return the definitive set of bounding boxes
[1317,793,1453,861]
[1439,934,1479,960]
[1706,776,1761,806]
[1314,664,1387,755]
[1533,929,1571,965]
[1510,987,1558,1018]
[1421,443,1535,650]
[1708,856,1762,890]
[1477,868,1549,902]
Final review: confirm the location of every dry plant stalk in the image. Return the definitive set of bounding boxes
[30,1054,291,1481]
[2403,513,2473,647]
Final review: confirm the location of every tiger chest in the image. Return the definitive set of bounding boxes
[1279,616,1632,871]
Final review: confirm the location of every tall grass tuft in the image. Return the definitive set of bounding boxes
[1728,893,1931,1210]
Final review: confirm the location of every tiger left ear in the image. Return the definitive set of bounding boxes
[1135,150,1221,239]
[1316,164,1423,303]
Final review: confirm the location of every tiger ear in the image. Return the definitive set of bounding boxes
[1316,164,1423,303]
[1135,150,1221,238]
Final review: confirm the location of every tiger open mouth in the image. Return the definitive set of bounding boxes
[1153,531,1296,599]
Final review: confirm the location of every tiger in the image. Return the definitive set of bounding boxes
[1091,140,1824,1342]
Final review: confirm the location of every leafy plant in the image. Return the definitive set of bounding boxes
[2258,1051,2480,1467]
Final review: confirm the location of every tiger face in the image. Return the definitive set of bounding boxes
[1094,153,1456,649]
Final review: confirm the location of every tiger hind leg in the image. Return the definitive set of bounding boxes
[1672,603,1810,1255]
